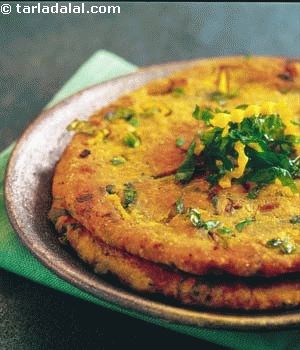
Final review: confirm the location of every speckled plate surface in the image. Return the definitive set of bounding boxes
[4,59,300,330]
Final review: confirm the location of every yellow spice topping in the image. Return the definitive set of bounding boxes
[211,113,231,128]
[260,101,276,115]
[219,142,249,189]
[244,104,260,117]
[231,109,245,123]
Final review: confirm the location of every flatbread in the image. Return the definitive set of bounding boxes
[51,57,300,278]
[56,215,300,310]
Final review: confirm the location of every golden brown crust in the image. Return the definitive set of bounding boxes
[62,216,300,310]
[51,57,300,278]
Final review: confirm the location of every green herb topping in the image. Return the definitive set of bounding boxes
[188,208,229,232]
[176,102,300,194]
[189,208,203,228]
[122,183,137,208]
[291,120,300,126]
[217,226,232,235]
[266,238,296,254]
[203,220,220,230]
[235,217,255,232]
[111,156,126,166]
[176,137,186,148]
[175,198,185,214]
[172,87,185,97]
[290,215,300,224]
[105,107,158,125]
[123,133,141,148]
[105,108,135,122]
[67,119,98,136]
[129,117,140,127]
[175,140,196,182]
[192,105,214,126]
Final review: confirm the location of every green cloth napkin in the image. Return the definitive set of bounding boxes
[1,50,300,350]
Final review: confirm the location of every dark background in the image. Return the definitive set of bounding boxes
[0,2,299,349]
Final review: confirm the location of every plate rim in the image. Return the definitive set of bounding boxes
[4,56,300,331]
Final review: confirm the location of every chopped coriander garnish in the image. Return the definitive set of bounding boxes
[192,105,214,126]
[129,117,140,127]
[266,238,283,248]
[280,240,296,254]
[175,140,196,182]
[172,87,185,97]
[217,226,232,235]
[122,183,137,208]
[188,209,222,231]
[176,103,300,192]
[175,198,185,214]
[192,105,201,120]
[105,108,135,121]
[235,217,255,232]
[189,208,203,228]
[266,238,296,255]
[176,137,185,148]
[123,133,141,148]
[67,119,98,136]
[111,156,126,166]
[290,215,300,224]
[105,108,141,127]
[203,220,220,230]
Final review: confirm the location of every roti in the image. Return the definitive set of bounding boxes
[54,214,300,310]
[50,57,300,279]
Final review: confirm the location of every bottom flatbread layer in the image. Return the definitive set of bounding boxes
[57,215,300,310]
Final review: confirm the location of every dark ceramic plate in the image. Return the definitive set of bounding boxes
[5,58,300,330]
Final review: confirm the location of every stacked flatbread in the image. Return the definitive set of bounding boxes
[49,57,300,310]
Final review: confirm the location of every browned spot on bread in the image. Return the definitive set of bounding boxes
[259,203,280,212]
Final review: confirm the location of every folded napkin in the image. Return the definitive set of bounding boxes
[1,50,300,350]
